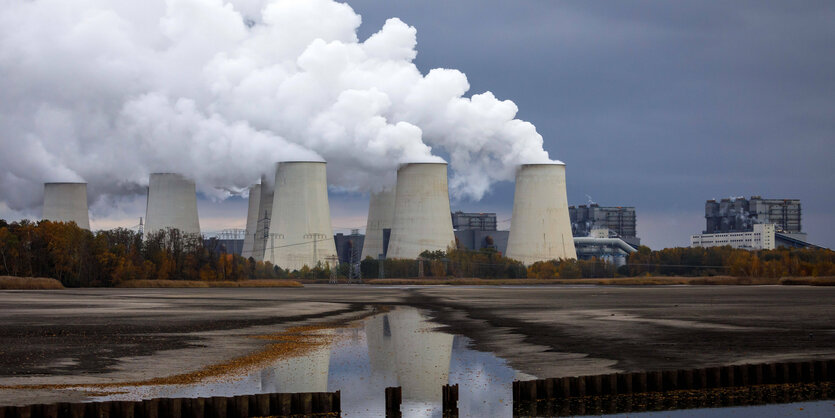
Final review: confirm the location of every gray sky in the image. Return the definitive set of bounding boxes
[342,0,835,248]
[2,0,833,250]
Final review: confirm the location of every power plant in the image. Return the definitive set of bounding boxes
[241,183,261,259]
[361,188,396,260]
[144,173,201,236]
[263,161,338,270]
[251,174,274,262]
[42,182,90,230]
[386,163,456,259]
[506,163,577,264]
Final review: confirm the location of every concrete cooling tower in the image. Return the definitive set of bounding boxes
[388,308,453,402]
[260,332,333,393]
[144,173,200,236]
[264,161,338,270]
[361,188,396,260]
[241,183,261,259]
[42,183,90,230]
[386,163,455,259]
[505,163,577,263]
[251,174,274,262]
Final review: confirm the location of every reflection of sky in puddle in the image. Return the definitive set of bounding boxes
[85,307,833,417]
[89,307,525,417]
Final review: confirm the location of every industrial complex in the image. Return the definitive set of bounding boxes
[38,161,825,273]
[691,196,818,250]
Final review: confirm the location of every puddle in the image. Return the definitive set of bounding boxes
[86,307,530,417]
[76,306,834,417]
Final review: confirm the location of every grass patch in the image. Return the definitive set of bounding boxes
[365,276,789,286]
[117,279,302,288]
[779,276,835,286]
[0,276,64,289]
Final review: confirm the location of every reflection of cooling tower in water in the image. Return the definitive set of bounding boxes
[364,313,397,383]
[42,182,90,230]
[144,173,200,236]
[264,162,337,270]
[241,183,261,259]
[506,163,577,263]
[388,308,453,402]
[252,174,274,262]
[387,163,456,259]
[361,188,395,260]
[260,332,332,393]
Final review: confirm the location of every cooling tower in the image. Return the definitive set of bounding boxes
[251,174,274,262]
[361,187,396,260]
[144,173,200,236]
[241,183,261,259]
[264,161,338,270]
[389,308,453,402]
[42,183,90,230]
[386,163,455,259]
[505,163,577,263]
[260,331,333,393]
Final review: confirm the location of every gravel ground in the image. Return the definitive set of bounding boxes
[1,285,833,405]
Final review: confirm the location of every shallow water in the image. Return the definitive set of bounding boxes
[89,307,529,417]
[86,306,833,417]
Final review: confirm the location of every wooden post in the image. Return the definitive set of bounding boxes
[231,396,248,418]
[560,376,571,398]
[160,398,181,418]
[385,387,402,418]
[207,397,227,418]
[254,394,270,417]
[662,370,678,391]
[333,390,341,414]
[442,384,459,417]
[603,374,618,395]
[648,371,663,392]
[617,373,633,394]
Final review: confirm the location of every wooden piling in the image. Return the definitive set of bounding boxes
[385,386,402,417]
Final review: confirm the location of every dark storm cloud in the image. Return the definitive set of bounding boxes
[345,0,835,248]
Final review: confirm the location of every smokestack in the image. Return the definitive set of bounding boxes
[263,161,337,270]
[144,173,200,236]
[42,182,90,230]
[241,183,261,259]
[387,163,455,259]
[361,187,396,260]
[251,174,274,262]
[506,163,577,263]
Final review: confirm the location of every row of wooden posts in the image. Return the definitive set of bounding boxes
[2,359,832,418]
[0,392,339,418]
[383,384,459,418]
[513,359,834,402]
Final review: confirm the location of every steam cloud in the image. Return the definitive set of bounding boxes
[0,0,555,217]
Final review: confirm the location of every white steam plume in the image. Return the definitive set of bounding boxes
[0,0,555,217]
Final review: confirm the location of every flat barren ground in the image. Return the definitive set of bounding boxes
[1,285,833,405]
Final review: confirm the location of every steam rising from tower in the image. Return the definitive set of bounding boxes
[42,183,90,230]
[387,163,455,259]
[144,173,200,236]
[506,164,577,263]
[263,162,337,270]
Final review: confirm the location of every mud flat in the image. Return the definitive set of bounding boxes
[1,285,833,406]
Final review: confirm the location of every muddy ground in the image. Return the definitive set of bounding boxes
[1,285,833,405]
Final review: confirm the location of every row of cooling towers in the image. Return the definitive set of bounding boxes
[40,161,577,269]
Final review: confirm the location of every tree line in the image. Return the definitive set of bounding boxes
[1,219,832,286]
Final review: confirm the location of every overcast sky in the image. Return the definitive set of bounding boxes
[344,0,835,248]
[2,0,833,249]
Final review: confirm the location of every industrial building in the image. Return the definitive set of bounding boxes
[506,163,577,264]
[574,229,637,266]
[264,161,338,271]
[387,163,456,259]
[451,211,509,255]
[693,196,818,250]
[144,173,200,236]
[704,196,803,238]
[42,182,90,230]
[569,204,640,247]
